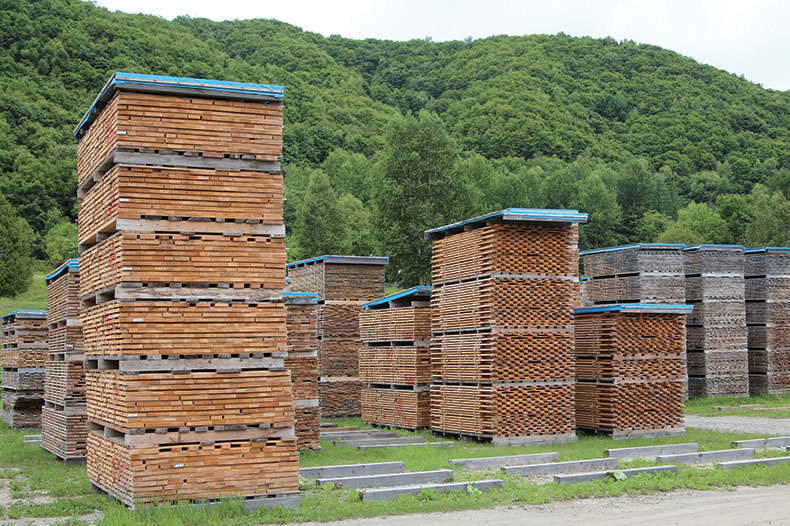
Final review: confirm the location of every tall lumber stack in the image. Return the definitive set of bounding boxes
[359,286,432,429]
[745,248,790,394]
[286,256,388,417]
[75,72,298,509]
[284,292,320,449]
[425,208,587,445]
[1,310,48,428]
[684,245,748,398]
[574,304,691,438]
[580,244,686,305]
[41,259,87,460]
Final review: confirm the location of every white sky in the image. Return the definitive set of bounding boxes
[94,0,790,91]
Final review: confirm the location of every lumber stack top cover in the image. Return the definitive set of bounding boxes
[362,286,432,310]
[75,72,283,140]
[424,208,587,241]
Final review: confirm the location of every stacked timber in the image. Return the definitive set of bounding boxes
[76,73,298,509]
[745,248,790,394]
[1,310,48,427]
[287,256,388,418]
[41,259,87,460]
[580,244,686,305]
[360,286,432,429]
[574,304,691,437]
[284,292,320,450]
[684,245,748,397]
[425,208,587,445]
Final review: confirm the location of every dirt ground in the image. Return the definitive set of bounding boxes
[300,485,790,526]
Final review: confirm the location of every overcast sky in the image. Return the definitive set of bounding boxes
[94,0,790,91]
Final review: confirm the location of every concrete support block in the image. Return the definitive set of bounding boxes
[316,469,454,489]
[657,448,755,465]
[300,461,405,479]
[449,452,559,470]
[605,443,699,459]
[503,458,618,476]
[362,479,503,503]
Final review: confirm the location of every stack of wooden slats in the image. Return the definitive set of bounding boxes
[41,259,87,460]
[425,209,587,445]
[581,244,686,305]
[684,245,748,397]
[745,248,790,394]
[360,286,432,429]
[76,72,298,509]
[1,310,48,427]
[287,256,388,418]
[574,304,691,437]
[284,293,320,450]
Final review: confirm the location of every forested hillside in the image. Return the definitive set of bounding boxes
[2,0,790,288]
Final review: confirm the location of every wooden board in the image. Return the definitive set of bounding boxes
[46,270,81,326]
[45,360,86,405]
[41,405,87,460]
[78,164,283,244]
[86,431,298,507]
[77,91,283,185]
[287,263,386,302]
[359,346,431,386]
[360,307,431,343]
[583,246,684,277]
[319,380,363,418]
[362,387,430,429]
[318,339,361,377]
[82,300,285,356]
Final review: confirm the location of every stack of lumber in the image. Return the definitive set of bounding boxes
[425,208,587,445]
[745,248,790,394]
[41,259,88,460]
[574,304,691,437]
[581,244,686,305]
[360,286,432,429]
[76,72,298,509]
[684,245,748,397]
[284,293,320,450]
[287,255,388,417]
[1,310,48,428]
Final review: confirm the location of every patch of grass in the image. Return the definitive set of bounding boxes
[0,273,48,313]
[686,394,790,418]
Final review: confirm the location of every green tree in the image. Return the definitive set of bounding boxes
[572,174,623,249]
[44,220,77,267]
[287,171,346,260]
[374,110,477,285]
[657,202,727,245]
[0,193,33,297]
[744,186,790,247]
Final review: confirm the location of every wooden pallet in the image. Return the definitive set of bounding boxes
[46,268,81,326]
[687,350,749,376]
[689,375,750,398]
[362,387,431,429]
[432,330,574,383]
[318,339,361,377]
[744,249,790,277]
[687,325,748,352]
[78,164,283,245]
[285,301,318,355]
[430,383,575,438]
[82,300,286,356]
[431,223,579,284]
[684,245,745,276]
[748,325,790,351]
[749,373,790,395]
[582,245,684,277]
[745,277,790,302]
[48,325,83,355]
[319,380,363,418]
[748,349,790,374]
[1,388,44,428]
[359,345,431,385]
[1,347,47,368]
[686,277,745,302]
[2,367,46,391]
[41,405,87,460]
[575,381,685,432]
[79,232,285,298]
[286,258,387,302]
[86,431,298,507]
[318,303,362,338]
[76,91,283,185]
[583,274,686,305]
[293,406,320,450]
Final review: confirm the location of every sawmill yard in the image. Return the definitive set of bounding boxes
[0,407,788,525]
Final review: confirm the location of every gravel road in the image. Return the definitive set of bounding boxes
[686,414,790,435]
[299,485,790,526]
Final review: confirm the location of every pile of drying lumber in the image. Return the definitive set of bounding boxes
[284,293,320,450]
[360,286,432,429]
[1,310,48,427]
[581,244,686,305]
[76,72,298,509]
[287,256,388,418]
[745,248,790,394]
[574,304,691,437]
[425,209,587,445]
[41,259,87,460]
[684,245,748,397]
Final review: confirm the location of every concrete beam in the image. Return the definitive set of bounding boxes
[300,461,405,479]
[732,437,790,450]
[362,480,503,503]
[503,458,618,476]
[449,452,559,470]
[334,437,425,447]
[606,443,699,459]
[357,441,455,450]
[716,456,790,470]
[320,431,398,440]
[316,469,453,489]
[657,448,755,465]
[554,465,679,484]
